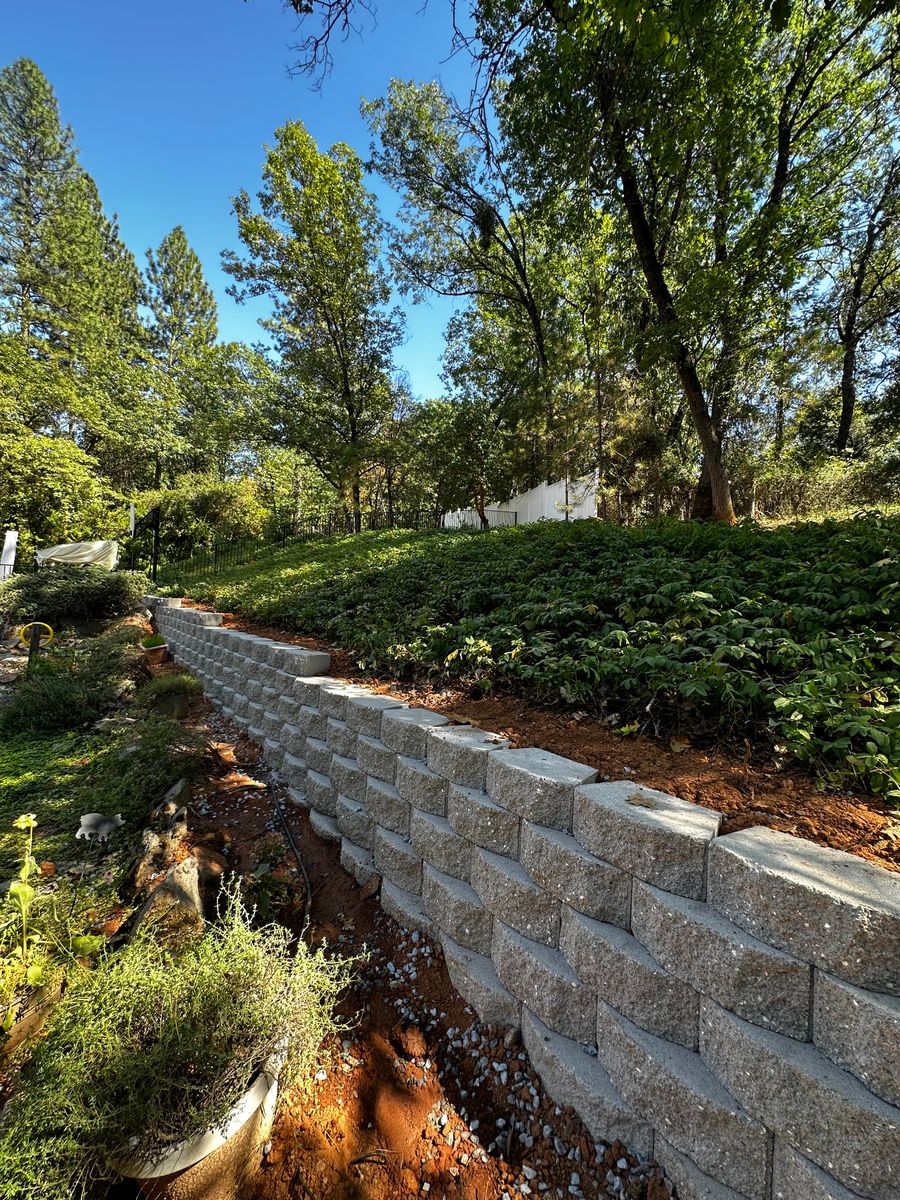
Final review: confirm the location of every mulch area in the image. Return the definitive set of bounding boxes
[182,603,900,874]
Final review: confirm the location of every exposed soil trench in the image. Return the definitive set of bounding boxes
[184,700,673,1200]
[184,603,900,874]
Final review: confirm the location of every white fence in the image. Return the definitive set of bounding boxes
[443,474,597,529]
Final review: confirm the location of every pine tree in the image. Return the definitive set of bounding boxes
[145,225,217,369]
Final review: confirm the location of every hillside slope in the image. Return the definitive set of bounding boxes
[171,515,900,799]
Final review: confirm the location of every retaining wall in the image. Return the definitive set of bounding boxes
[148,597,900,1200]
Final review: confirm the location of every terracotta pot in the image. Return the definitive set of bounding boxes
[142,643,168,666]
[114,1057,280,1200]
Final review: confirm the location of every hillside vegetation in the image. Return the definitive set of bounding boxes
[174,514,900,801]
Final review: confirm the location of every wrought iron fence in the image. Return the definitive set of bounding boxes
[154,506,517,585]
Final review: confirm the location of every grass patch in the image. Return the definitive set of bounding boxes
[173,514,900,800]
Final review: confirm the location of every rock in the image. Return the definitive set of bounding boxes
[131,856,204,943]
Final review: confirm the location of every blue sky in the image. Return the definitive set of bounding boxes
[4,0,475,398]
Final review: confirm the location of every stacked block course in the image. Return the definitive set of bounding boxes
[148,597,900,1200]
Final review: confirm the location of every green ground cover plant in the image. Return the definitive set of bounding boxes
[173,515,900,800]
[0,566,147,630]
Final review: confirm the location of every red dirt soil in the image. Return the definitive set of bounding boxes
[184,603,900,874]
[183,705,672,1200]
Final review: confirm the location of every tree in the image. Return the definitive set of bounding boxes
[145,225,217,367]
[223,119,403,530]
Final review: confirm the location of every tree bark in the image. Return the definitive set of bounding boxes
[836,337,858,452]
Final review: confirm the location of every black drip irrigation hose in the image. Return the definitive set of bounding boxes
[272,790,313,932]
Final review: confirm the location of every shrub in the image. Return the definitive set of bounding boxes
[0,566,148,629]
[140,632,167,648]
[0,888,352,1200]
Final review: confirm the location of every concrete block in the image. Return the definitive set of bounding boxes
[773,1140,868,1200]
[297,704,326,740]
[422,865,492,954]
[699,998,900,1200]
[261,708,282,738]
[263,737,284,769]
[256,664,277,689]
[381,879,432,935]
[654,1135,752,1200]
[309,808,340,842]
[365,777,410,835]
[573,782,721,899]
[447,784,520,858]
[632,880,812,1041]
[336,794,374,851]
[397,755,448,816]
[425,725,510,789]
[275,689,300,725]
[319,681,372,721]
[280,752,306,790]
[520,820,631,928]
[325,717,357,759]
[381,707,450,758]
[346,692,407,737]
[708,827,900,995]
[291,676,329,707]
[560,906,699,1049]
[487,747,598,831]
[304,736,332,776]
[373,827,422,895]
[330,754,366,804]
[244,679,264,704]
[340,839,379,888]
[409,809,472,883]
[471,849,560,947]
[521,1007,652,1157]
[248,724,266,746]
[279,722,305,759]
[439,933,520,1028]
[596,1001,769,1199]
[492,921,595,1044]
[814,972,900,1107]
[306,769,337,818]
[356,735,397,784]
[279,645,331,677]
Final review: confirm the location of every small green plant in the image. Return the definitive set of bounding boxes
[136,672,201,704]
[0,566,147,630]
[0,885,353,1200]
[140,633,167,649]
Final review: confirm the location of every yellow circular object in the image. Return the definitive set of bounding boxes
[17,622,54,649]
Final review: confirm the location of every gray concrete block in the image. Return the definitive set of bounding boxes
[373,827,422,895]
[632,880,812,1041]
[561,906,699,1049]
[291,676,331,707]
[699,998,900,1200]
[396,755,448,816]
[346,692,407,737]
[520,820,631,928]
[447,784,520,858]
[279,722,305,759]
[309,808,341,842]
[279,645,331,677]
[325,717,357,759]
[263,737,284,770]
[814,972,900,1107]
[330,754,366,804]
[422,865,492,954]
[244,679,264,704]
[280,752,306,790]
[261,708,282,738]
[275,690,299,725]
[708,827,900,995]
[336,793,374,851]
[439,933,521,1028]
[381,707,450,758]
[471,849,560,947]
[297,704,326,740]
[304,736,332,776]
[425,725,510,789]
[492,921,595,1044]
[356,735,397,784]
[573,782,721,899]
[487,747,598,831]
[521,1007,652,1157]
[340,838,379,888]
[365,777,410,835]
[654,1135,752,1200]
[306,769,337,818]
[596,1001,768,1199]
[772,1140,867,1200]
[409,809,472,883]
[381,879,432,935]
[319,681,372,721]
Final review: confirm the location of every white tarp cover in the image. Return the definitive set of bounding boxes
[34,540,119,571]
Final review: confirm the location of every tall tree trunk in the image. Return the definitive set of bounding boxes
[352,476,362,533]
[836,338,858,452]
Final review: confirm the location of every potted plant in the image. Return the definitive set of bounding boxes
[140,632,169,666]
[0,886,351,1200]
